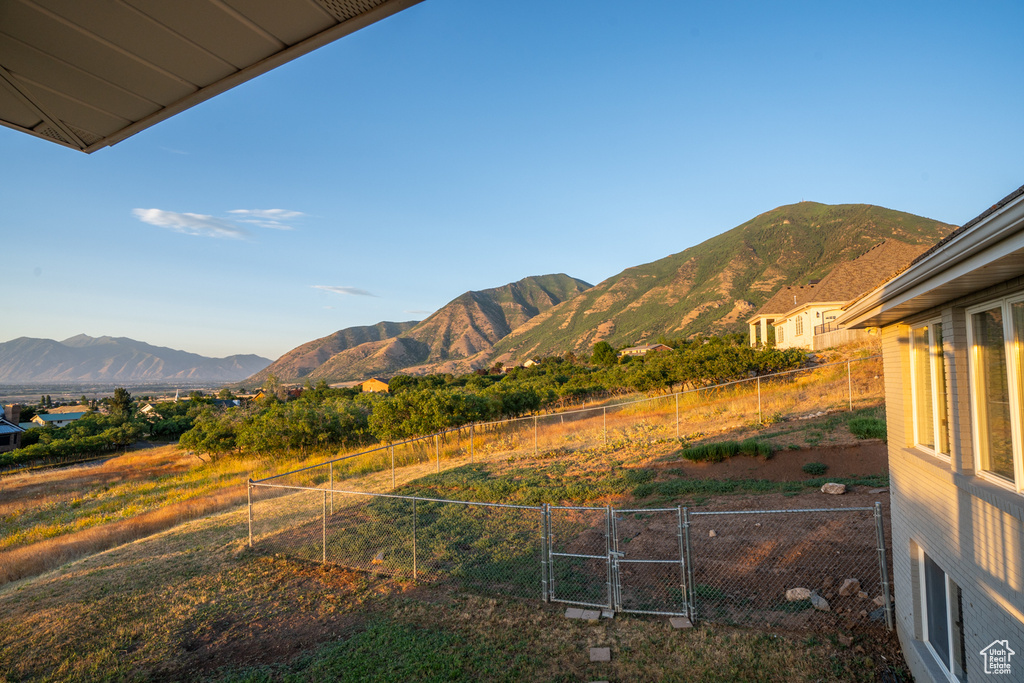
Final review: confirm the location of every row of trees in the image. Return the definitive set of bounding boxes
[176,335,805,460]
[2,335,806,467]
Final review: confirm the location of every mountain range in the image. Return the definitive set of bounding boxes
[0,335,271,384]
[250,274,592,383]
[5,202,958,388]
[252,202,956,383]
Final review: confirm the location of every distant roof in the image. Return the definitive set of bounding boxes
[1,0,423,153]
[750,240,927,320]
[0,418,25,435]
[33,412,87,422]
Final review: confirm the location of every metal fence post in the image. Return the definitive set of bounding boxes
[534,415,538,456]
[604,505,614,610]
[541,504,550,602]
[675,393,679,438]
[848,360,854,411]
[391,444,395,490]
[757,377,762,424]
[435,434,440,473]
[412,498,418,582]
[470,423,474,463]
[874,501,894,631]
[247,479,253,548]
[603,407,607,445]
[683,507,695,619]
[329,462,334,514]
[322,489,327,564]
[675,505,686,616]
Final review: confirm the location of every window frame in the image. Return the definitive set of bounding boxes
[795,316,804,336]
[917,547,966,682]
[909,319,950,460]
[966,294,1024,494]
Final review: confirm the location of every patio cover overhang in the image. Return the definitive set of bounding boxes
[0,0,423,153]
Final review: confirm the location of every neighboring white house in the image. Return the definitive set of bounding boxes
[749,240,927,350]
[838,183,1024,683]
[30,412,87,429]
[617,343,672,358]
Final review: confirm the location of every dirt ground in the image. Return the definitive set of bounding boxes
[652,441,889,481]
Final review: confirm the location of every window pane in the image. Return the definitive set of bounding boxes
[934,323,949,454]
[972,308,1015,482]
[913,326,935,449]
[924,554,950,670]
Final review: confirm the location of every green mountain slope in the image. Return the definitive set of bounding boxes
[489,202,956,362]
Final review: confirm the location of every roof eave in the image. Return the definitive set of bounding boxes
[840,190,1024,328]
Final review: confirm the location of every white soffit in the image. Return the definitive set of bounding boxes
[0,0,424,153]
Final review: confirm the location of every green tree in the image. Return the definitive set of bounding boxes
[591,341,617,367]
[110,387,133,419]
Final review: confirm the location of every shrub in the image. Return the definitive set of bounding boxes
[847,416,887,441]
[802,462,828,476]
[680,439,774,463]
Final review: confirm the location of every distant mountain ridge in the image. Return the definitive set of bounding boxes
[244,202,957,384]
[252,274,592,383]
[0,335,271,383]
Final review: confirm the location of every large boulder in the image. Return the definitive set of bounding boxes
[821,482,847,495]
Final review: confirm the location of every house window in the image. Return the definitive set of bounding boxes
[0,434,9,446]
[967,295,1024,491]
[918,548,967,681]
[911,322,949,456]
[776,325,784,343]
[795,317,804,336]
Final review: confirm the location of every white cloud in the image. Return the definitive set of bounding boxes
[313,285,377,297]
[228,209,305,230]
[132,208,247,239]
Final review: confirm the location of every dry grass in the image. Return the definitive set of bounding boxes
[0,499,904,682]
[0,351,884,590]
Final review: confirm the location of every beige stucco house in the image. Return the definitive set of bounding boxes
[838,184,1024,682]
[749,240,926,350]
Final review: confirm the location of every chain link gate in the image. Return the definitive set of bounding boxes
[611,507,689,617]
[543,505,689,616]
[545,505,611,609]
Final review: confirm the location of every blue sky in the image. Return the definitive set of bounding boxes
[3,0,1023,360]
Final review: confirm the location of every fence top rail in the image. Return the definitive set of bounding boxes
[615,507,681,514]
[250,354,881,483]
[549,504,610,512]
[250,481,544,511]
[250,425,469,483]
[689,506,877,516]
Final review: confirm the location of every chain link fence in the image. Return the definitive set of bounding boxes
[250,356,883,494]
[246,355,891,629]
[248,482,893,631]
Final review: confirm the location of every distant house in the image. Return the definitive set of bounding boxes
[522,359,540,368]
[837,183,1024,683]
[748,240,926,350]
[359,378,390,393]
[617,343,672,358]
[1,405,25,453]
[30,412,86,428]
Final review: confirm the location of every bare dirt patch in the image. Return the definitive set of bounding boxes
[653,441,888,481]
